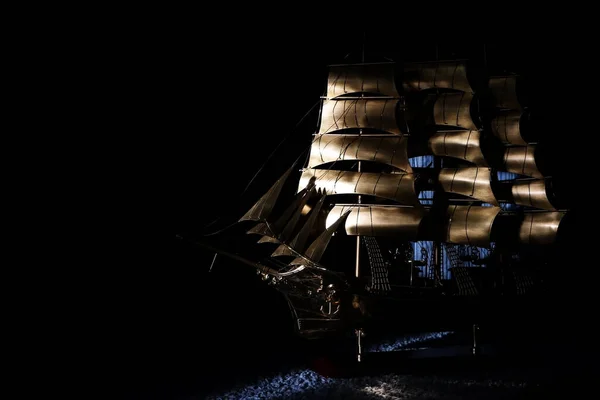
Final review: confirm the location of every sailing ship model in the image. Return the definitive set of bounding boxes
[189,48,572,356]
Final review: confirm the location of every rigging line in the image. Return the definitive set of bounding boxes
[241,100,321,196]
[201,101,320,235]
[208,95,389,237]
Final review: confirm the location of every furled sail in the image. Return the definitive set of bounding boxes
[433,92,478,131]
[445,205,501,247]
[428,130,488,166]
[326,63,399,99]
[299,169,420,206]
[519,211,567,245]
[402,61,474,93]
[290,210,352,265]
[439,168,498,206]
[308,134,412,172]
[318,99,401,134]
[239,167,293,222]
[326,204,425,239]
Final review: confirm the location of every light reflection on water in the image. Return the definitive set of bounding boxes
[366,331,453,353]
[204,331,458,400]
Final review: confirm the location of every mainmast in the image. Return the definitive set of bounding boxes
[356,32,365,281]
[432,45,442,286]
[304,38,420,360]
[356,32,365,363]
[356,160,362,279]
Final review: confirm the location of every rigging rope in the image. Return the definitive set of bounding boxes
[200,100,321,235]
[241,101,321,196]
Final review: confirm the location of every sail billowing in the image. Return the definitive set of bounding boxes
[308,135,412,172]
[428,130,488,166]
[445,205,501,247]
[299,169,420,206]
[510,179,556,210]
[282,61,416,271]
[489,75,525,110]
[326,63,399,99]
[502,145,543,179]
[439,168,498,206]
[326,205,424,239]
[402,61,474,93]
[491,110,529,145]
[318,99,401,134]
[487,74,561,213]
[519,211,566,245]
[433,92,478,131]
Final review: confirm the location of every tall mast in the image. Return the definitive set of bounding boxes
[356,160,361,279]
[357,31,365,279]
[432,44,442,285]
[355,30,366,363]
[355,158,362,363]
[433,156,442,285]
